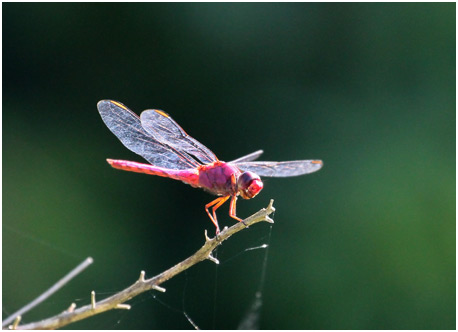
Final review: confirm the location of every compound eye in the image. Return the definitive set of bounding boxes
[238,172,263,199]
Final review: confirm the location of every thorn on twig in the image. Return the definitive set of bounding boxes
[91,291,96,309]
[151,284,166,293]
[207,253,220,265]
[265,216,274,223]
[115,303,131,310]
[66,303,76,313]
[8,316,21,330]
[204,229,211,242]
[267,199,275,211]
[138,270,146,283]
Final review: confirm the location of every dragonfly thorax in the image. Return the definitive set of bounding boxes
[237,171,264,199]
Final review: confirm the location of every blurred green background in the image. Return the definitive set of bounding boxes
[3,3,455,329]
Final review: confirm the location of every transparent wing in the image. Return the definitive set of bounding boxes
[230,150,264,163]
[231,160,323,177]
[140,109,218,164]
[97,100,200,170]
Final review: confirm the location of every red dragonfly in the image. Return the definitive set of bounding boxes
[98,100,323,233]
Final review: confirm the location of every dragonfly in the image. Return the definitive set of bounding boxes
[97,100,323,234]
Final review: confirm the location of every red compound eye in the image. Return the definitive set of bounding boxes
[238,172,263,199]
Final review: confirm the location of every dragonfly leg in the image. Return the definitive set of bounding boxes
[229,195,246,225]
[228,175,245,224]
[205,196,230,234]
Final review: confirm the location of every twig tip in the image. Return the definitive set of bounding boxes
[9,316,21,330]
[138,270,146,282]
[91,291,96,309]
[67,303,77,313]
[265,216,274,224]
[152,284,166,293]
[204,229,211,241]
[115,303,131,310]
[267,199,275,212]
[207,253,220,265]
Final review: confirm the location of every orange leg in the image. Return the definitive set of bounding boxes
[229,195,248,227]
[205,196,230,234]
[228,174,244,223]
[229,195,243,222]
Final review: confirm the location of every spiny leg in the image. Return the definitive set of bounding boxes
[205,197,223,232]
[228,174,244,223]
[205,196,230,234]
[212,196,230,223]
[229,195,246,226]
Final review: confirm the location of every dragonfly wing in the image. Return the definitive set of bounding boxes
[97,100,200,170]
[140,109,218,164]
[231,160,323,177]
[230,150,264,163]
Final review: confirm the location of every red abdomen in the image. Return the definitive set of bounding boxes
[107,159,200,187]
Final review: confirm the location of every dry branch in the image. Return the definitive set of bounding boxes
[11,200,275,330]
[2,257,94,329]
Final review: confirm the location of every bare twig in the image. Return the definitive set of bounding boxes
[12,200,275,330]
[2,257,94,328]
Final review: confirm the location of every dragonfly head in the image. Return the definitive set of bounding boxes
[237,171,263,199]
